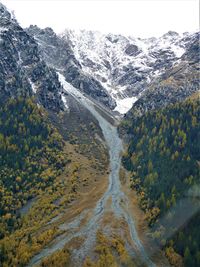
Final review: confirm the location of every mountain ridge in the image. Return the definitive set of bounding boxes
[0,2,64,111]
[61,28,199,113]
[1,2,199,116]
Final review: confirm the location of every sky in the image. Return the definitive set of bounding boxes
[1,0,199,38]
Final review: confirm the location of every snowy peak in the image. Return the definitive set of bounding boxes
[61,29,197,113]
[1,1,198,116]
[62,29,188,72]
[26,26,116,110]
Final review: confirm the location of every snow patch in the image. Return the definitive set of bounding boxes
[114,97,138,114]
[61,94,69,110]
[58,72,84,99]
[28,78,37,93]
[171,44,185,58]
[17,52,23,66]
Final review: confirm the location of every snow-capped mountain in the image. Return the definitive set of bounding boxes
[26,23,199,114]
[26,25,116,110]
[61,29,197,113]
[1,1,199,116]
[125,32,200,120]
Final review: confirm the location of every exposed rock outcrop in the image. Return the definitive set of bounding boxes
[0,3,64,111]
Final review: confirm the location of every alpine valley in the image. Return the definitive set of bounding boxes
[0,2,199,267]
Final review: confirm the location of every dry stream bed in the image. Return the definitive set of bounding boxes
[26,73,168,267]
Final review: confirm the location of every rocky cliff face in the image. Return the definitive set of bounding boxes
[61,29,198,113]
[26,26,199,114]
[125,32,200,119]
[26,25,116,109]
[0,3,63,111]
[1,2,199,116]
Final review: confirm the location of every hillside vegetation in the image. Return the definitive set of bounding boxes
[121,95,200,266]
[0,97,66,238]
[0,96,110,267]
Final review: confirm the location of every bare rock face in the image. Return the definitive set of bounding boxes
[26,26,116,109]
[125,32,200,120]
[125,44,141,56]
[26,26,199,114]
[0,3,64,111]
[0,2,199,115]
[59,29,199,113]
